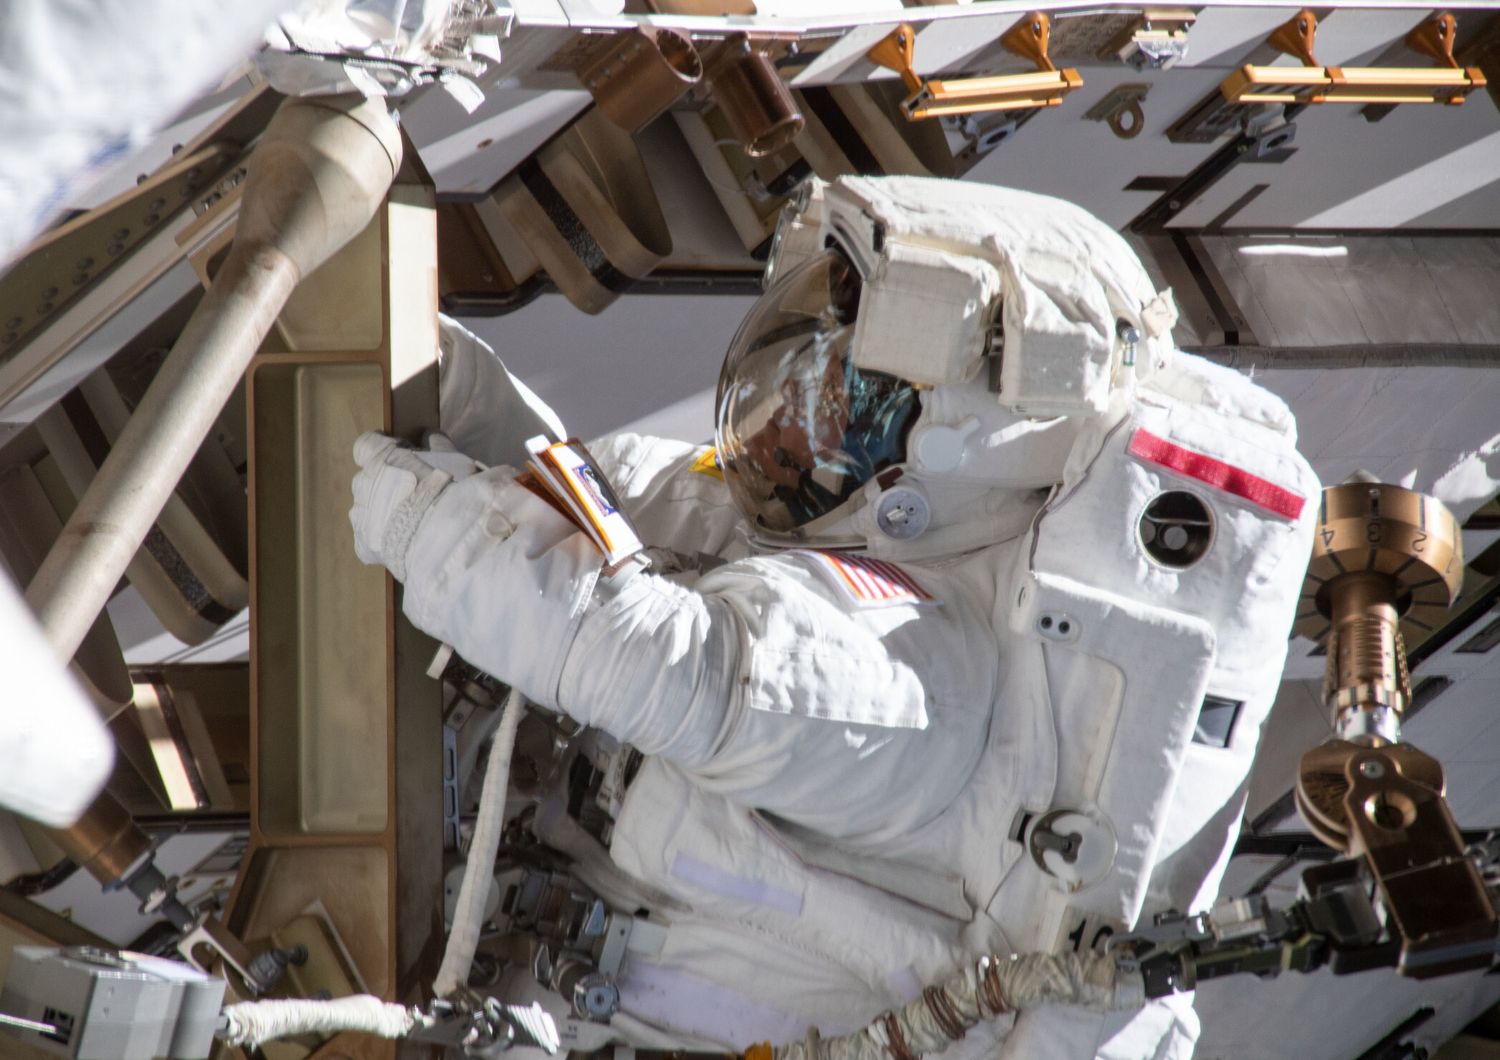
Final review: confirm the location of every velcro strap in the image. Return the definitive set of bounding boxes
[1128,427,1305,519]
[383,469,452,581]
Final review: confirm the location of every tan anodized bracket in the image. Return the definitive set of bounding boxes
[867,13,1083,121]
[1291,478,1497,979]
[1220,8,1486,107]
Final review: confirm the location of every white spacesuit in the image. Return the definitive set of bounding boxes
[350,177,1320,1058]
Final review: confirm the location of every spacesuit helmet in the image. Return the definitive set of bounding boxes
[715,249,921,538]
[715,174,1179,557]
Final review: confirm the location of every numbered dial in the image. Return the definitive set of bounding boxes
[1293,482,1463,644]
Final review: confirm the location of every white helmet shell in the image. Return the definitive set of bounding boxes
[717,175,1181,560]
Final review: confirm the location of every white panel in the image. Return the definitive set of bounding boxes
[791,22,901,86]
[964,65,1232,230]
[107,587,250,665]
[406,88,591,196]
[1298,129,1500,229]
[69,87,246,211]
[1175,7,1300,68]
[612,386,715,445]
[635,122,761,271]
[903,14,1033,77]
[1176,96,1500,231]
[1312,8,1429,65]
[755,0,903,15]
[510,0,571,22]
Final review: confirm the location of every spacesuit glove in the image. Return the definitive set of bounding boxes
[350,431,466,582]
[420,431,485,479]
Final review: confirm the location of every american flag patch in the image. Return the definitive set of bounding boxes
[796,550,938,608]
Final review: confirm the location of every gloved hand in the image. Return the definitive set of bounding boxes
[350,431,477,581]
[419,431,485,480]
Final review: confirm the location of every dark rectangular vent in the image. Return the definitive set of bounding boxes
[1194,694,1243,748]
[42,1007,74,1045]
[1455,613,1500,655]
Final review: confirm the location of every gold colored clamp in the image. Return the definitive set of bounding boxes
[1220,9,1486,107]
[867,14,1083,121]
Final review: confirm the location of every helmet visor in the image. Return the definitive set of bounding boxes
[715,250,919,536]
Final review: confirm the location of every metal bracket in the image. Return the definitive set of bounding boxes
[1026,807,1118,890]
[1268,8,1320,68]
[1098,10,1196,71]
[1407,12,1461,69]
[0,142,240,367]
[1220,8,1486,107]
[1084,83,1151,139]
[867,14,1083,121]
[408,996,561,1056]
[866,24,922,99]
[999,12,1057,72]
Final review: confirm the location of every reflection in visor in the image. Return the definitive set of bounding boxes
[716,251,919,536]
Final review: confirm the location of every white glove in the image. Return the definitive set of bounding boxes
[350,431,476,581]
[421,431,485,479]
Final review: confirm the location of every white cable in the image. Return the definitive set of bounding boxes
[218,687,526,1050]
[434,685,526,997]
[219,996,416,1048]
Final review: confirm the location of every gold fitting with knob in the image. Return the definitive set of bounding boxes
[578,26,703,134]
[1293,478,1462,739]
[705,35,805,158]
[1291,478,1495,977]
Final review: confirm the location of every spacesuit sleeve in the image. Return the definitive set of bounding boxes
[396,467,972,791]
[435,314,566,468]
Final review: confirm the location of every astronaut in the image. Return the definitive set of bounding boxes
[350,176,1320,1058]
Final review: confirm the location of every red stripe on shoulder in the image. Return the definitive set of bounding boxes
[1128,428,1305,520]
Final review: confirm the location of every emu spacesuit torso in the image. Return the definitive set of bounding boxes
[351,177,1320,1059]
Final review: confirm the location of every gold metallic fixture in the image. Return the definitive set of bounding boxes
[705,35,805,157]
[1084,83,1151,139]
[1293,478,1496,978]
[1293,478,1463,734]
[1220,10,1486,107]
[578,26,703,134]
[46,791,152,889]
[867,14,1083,121]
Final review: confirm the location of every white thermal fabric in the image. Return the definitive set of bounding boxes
[219,996,416,1047]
